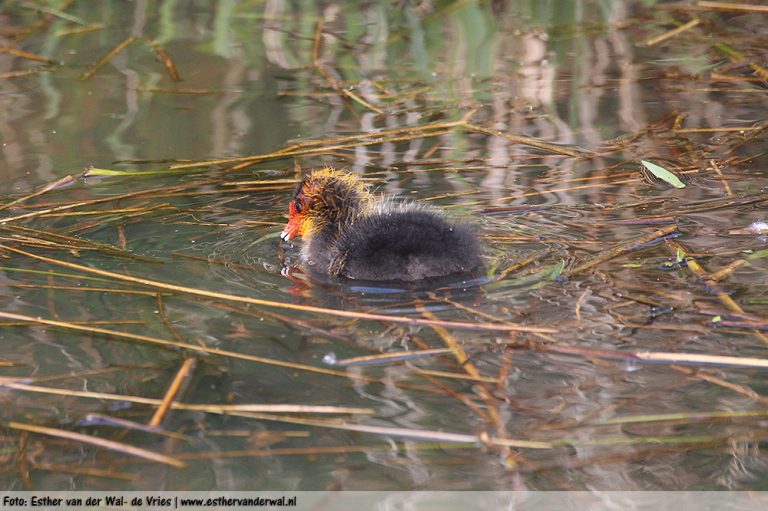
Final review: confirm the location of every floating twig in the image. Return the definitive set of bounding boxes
[7,421,186,468]
[0,66,57,79]
[0,175,75,211]
[0,310,376,380]
[642,18,701,47]
[81,414,189,440]
[80,35,137,81]
[1,382,374,416]
[148,358,197,428]
[709,159,732,196]
[665,240,768,346]
[54,23,105,37]
[32,462,137,481]
[419,307,508,452]
[0,45,55,64]
[696,1,768,13]
[713,42,768,82]
[464,123,588,157]
[0,245,557,333]
[147,38,181,82]
[330,348,452,367]
[230,411,552,449]
[567,224,679,276]
[516,340,768,370]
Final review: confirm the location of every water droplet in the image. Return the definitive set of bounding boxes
[623,360,641,373]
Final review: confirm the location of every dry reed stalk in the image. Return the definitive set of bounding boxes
[665,240,768,346]
[1,382,374,415]
[713,43,768,82]
[464,123,589,157]
[0,319,144,327]
[148,358,197,427]
[670,366,767,402]
[31,462,137,481]
[598,408,768,426]
[173,444,395,460]
[408,368,497,383]
[0,176,75,211]
[155,293,195,345]
[17,432,31,489]
[0,179,214,224]
[137,87,222,95]
[331,346,499,381]
[80,35,137,81]
[36,205,175,218]
[81,414,190,440]
[447,177,644,208]
[0,67,57,79]
[0,245,557,333]
[709,259,751,281]
[672,127,763,133]
[518,340,768,370]
[8,421,186,468]
[0,310,376,380]
[418,308,510,458]
[147,38,181,82]
[167,117,474,171]
[567,224,678,276]
[11,0,75,43]
[0,224,161,262]
[222,411,552,449]
[0,45,55,63]
[116,222,127,249]
[222,130,456,172]
[642,18,701,47]
[54,23,105,37]
[696,1,768,13]
[332,348,452,366]
[410,368,491,421]
[495,249,552,279]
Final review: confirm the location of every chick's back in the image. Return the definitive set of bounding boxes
[330,204,482,281]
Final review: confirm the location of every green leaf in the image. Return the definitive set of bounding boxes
[641,160,685,189]
[748,248,768,260]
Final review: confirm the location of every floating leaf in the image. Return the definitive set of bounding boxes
[748,248,768,260]
[641,160,685,189]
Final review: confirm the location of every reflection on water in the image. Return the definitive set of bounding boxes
[1,0,768,492]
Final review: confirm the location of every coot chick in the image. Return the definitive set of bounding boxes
[280,167,482,281]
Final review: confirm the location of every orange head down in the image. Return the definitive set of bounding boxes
[280,167,374,242]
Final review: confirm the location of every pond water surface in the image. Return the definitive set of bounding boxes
[1,0,768,492]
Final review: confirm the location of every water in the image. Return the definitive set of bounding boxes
[1,0,768,491]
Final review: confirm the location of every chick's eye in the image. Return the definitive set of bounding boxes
[294,201,303,213]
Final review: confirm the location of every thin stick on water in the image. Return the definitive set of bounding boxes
[7,421,187,468]
[148,358,197,428]
[568,224,679,276]
[0,245,557,334]
[80,36,137,81]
